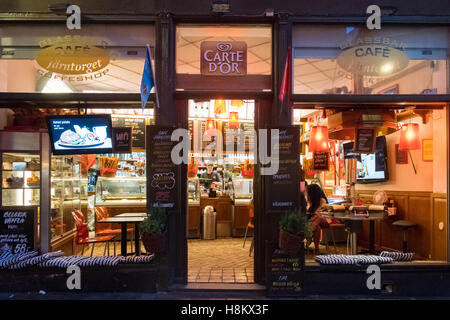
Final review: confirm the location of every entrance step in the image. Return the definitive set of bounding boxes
[167,283,267,299]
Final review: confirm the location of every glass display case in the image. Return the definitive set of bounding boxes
[95,176,146,204]
[1,152,40,207]
[232,178,253,199]
[188,177,200,202]
[51,156,88,239]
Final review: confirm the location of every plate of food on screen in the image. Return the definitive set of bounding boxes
[57,125,108,148]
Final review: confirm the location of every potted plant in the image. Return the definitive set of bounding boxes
[279,209,313,255]
[140,206,167,254]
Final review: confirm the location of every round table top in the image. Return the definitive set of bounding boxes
[322,212,384,221]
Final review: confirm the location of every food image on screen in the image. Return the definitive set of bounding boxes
[46,115,113,155]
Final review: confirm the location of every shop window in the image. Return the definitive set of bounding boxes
[293,25,449,94]
[0,23,155,93]
[176,24,272,81]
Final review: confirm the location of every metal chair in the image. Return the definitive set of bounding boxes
[243,205,254,256]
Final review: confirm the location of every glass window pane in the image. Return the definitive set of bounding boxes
[293,25,449,94]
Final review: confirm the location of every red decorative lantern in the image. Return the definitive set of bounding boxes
[399,123,420,150]
[205,119,216,136]
[228,112,240,129]
[214,99,226,114]
[309,126,329,152]
[231,100,244,107]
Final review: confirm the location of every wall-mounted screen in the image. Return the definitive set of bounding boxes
[46,115,113,155]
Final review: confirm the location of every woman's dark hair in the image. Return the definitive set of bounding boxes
[306,184,328,214]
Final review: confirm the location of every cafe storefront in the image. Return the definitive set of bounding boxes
[0,1,450,296]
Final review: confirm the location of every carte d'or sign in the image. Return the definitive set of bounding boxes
[337,37,409,77]
[36,35,110,80]
[201,41,247,76]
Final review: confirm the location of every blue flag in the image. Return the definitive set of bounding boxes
[140,46,154,109]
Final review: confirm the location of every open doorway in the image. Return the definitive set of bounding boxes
[187,99,255,283]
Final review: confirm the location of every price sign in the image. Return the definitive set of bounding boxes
[0,207,37,254]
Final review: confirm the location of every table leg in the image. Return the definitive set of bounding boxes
[369,220,375,253]
[135,223,140,256]
[121,223,127,256]
[351,232,357,255]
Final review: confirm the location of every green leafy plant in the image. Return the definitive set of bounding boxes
[140,206,167,236]
[279,209,313,240]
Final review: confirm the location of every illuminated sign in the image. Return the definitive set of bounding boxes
[201,41,247,76]
[36,35,110,81]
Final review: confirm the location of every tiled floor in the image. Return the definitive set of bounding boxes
[188,237,254,283]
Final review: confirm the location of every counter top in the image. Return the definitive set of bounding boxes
[234,199,252,206]
[95,200,147,207]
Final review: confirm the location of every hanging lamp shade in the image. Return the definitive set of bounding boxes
[399,123,420,150]
[214,99,226,114]
[205,119,216,136]
[231,100,244,107]
[309,126,329,152]
[228,112,240,129]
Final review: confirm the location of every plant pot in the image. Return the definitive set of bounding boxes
[278,228,305,255]
[141,229,167,254]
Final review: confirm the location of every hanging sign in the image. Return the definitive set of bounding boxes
[354,128,376,153]
[201,41,247,76]
[313,151,329,171]
[0,207,37,254]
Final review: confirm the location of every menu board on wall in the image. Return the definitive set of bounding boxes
[188,120,194,151]
[267,249,304,297]
[0,207,37,254]
[355,128,375,153]
[265,127,300,211]
[147,126,179,209]
[112,127,132,153]
[222,121,255,153]
[112,116,146,151]
[200,120,217,153]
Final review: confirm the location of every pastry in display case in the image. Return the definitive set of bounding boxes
[95,176,146,205]
[51,156,88,239]
[233,178,253,200]
[1,152,41,207]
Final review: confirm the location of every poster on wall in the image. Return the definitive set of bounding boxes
[0,207,37,254]
[147,126,180,209]
[112,127,132,153]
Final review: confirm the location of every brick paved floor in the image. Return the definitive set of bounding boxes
[188,237,254,283]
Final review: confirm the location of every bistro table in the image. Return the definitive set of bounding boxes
[98,214,146,256]
[322,212,384,255]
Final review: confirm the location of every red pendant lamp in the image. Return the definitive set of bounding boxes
[309,126,329,152]
[399,123,420,150]
[228,112,240,129]
[205,119,216,136]
[214,99,226,115]
[231,100,244,107]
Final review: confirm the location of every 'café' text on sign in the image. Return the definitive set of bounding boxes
[201,41,247,76]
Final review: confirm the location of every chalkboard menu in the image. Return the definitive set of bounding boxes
[0,207,37,254]
[265,127,300,211]
[313,151,329,170]
[112,127,132,153]
[147,126,180,209]
[267,248,304,297]
[112,116,146,151]
[355,128,375,153]
[200,120,217,152]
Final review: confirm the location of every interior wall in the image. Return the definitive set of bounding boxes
[0,60,36,92]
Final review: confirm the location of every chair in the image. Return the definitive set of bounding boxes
[94,207,135,255]
[72,210,115,256]
[243,205,254,256]
[322,222,345,253]
[392,220,417,253]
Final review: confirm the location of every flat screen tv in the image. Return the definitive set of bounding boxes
[46,114,113,155]
[356,136,389,184]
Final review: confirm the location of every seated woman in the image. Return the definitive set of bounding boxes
[305,184,330,254]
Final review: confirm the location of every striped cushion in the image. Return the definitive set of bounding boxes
[380,251,414,261]
[315,254,393,265]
